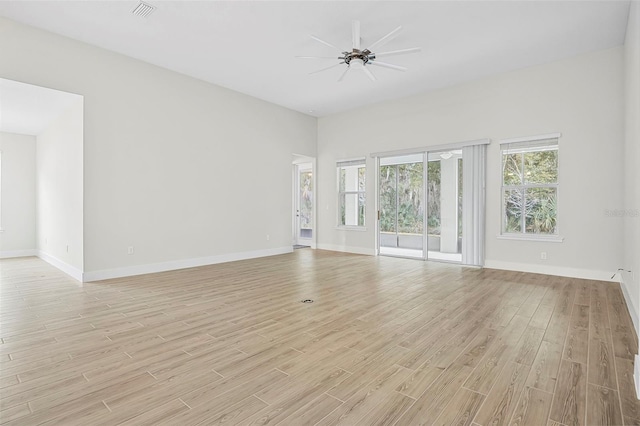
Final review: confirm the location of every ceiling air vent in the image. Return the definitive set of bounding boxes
[131,1,156,18]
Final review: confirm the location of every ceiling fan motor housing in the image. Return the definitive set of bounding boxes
[342,49,374,66]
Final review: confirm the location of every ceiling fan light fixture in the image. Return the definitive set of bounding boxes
[350,58,364,69]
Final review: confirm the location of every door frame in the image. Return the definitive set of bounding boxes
[292,155,316,249]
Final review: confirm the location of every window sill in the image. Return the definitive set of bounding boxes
[497,234,564,243]
[336,226,368,232]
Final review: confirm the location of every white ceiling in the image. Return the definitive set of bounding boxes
[0,1,631,117]
[0,78,82,136]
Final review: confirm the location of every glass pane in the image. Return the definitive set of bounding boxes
[525,187,557,234]
[379,165,397,234]
[503,153,522,185]
[358,167,366,191]
[427,161,441,236]
[341,193,362,226]
[299,171,313,235]
[503,188,523,233]
[342,165,359,191]
[524,149,558,184]
[397,163,424,235]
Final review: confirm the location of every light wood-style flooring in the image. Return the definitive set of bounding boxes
[1,250,638,425]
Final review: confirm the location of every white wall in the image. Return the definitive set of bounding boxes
[0,17,317,279]
[318,47,624,280]
[36,98,84,275]
[0,132,36,257]
[623,1,640,333]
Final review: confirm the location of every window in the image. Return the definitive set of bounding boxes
[501,136,558,236]
[338,159,366,227]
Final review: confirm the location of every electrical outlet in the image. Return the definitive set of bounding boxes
[540,252,547,260]
[66,245,69,253]
[266,234,270,241]
[127,246,134,255]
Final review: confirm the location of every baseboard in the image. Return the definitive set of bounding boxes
[619,274,640,339]
[484,260,618,282]
[37,250,84,282]
[635,355,640,400]
[316,243,376,256]
[0,249,37,259]
[83,246,293,282]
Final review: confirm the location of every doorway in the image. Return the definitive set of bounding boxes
[377,150,463,263]
[426,150,463,263]
[292,156,315,249]
[378,154,425,259]
[375,142,487,266]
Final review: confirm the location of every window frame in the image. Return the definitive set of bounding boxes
[337,158,366,229]
[499,134,563,242]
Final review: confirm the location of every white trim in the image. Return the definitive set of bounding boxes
[375,156,381,255]
[317,243,376,256]
[83,246,292,282]
[335,226,368,232]
[370,138,490,158]
[635,355,640,400]
[484,259,618,282]
[37,250,83,282]
[620,274,639,337]
[499,132,562,145]
[0,249,37,258]
[336,157,366,167]
[496,234,564,243]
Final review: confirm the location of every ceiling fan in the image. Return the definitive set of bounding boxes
[297,20,421,82]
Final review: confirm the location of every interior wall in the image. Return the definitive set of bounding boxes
[317,46,624,280]
[0,17,317,279]
[623,1,640,333]
[0,132,36,256]
[36,98,84,274]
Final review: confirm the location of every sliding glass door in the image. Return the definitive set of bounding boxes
[379,154,425,259]
[375,141,487,266]
[426,150,463,263]
[377,151,464,263]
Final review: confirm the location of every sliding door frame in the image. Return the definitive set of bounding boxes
[373,138,489,265]
[376,153,427,260]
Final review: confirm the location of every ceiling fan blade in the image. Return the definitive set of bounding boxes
[295,56,341,59]
[352,20,361,50]
[338,67,351,82]
[369,61,407,72]
[309,62,343,75]
[367,26,402,51]
[362,66,377,81]
[310,35,338,49]
[374,47,421,58]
